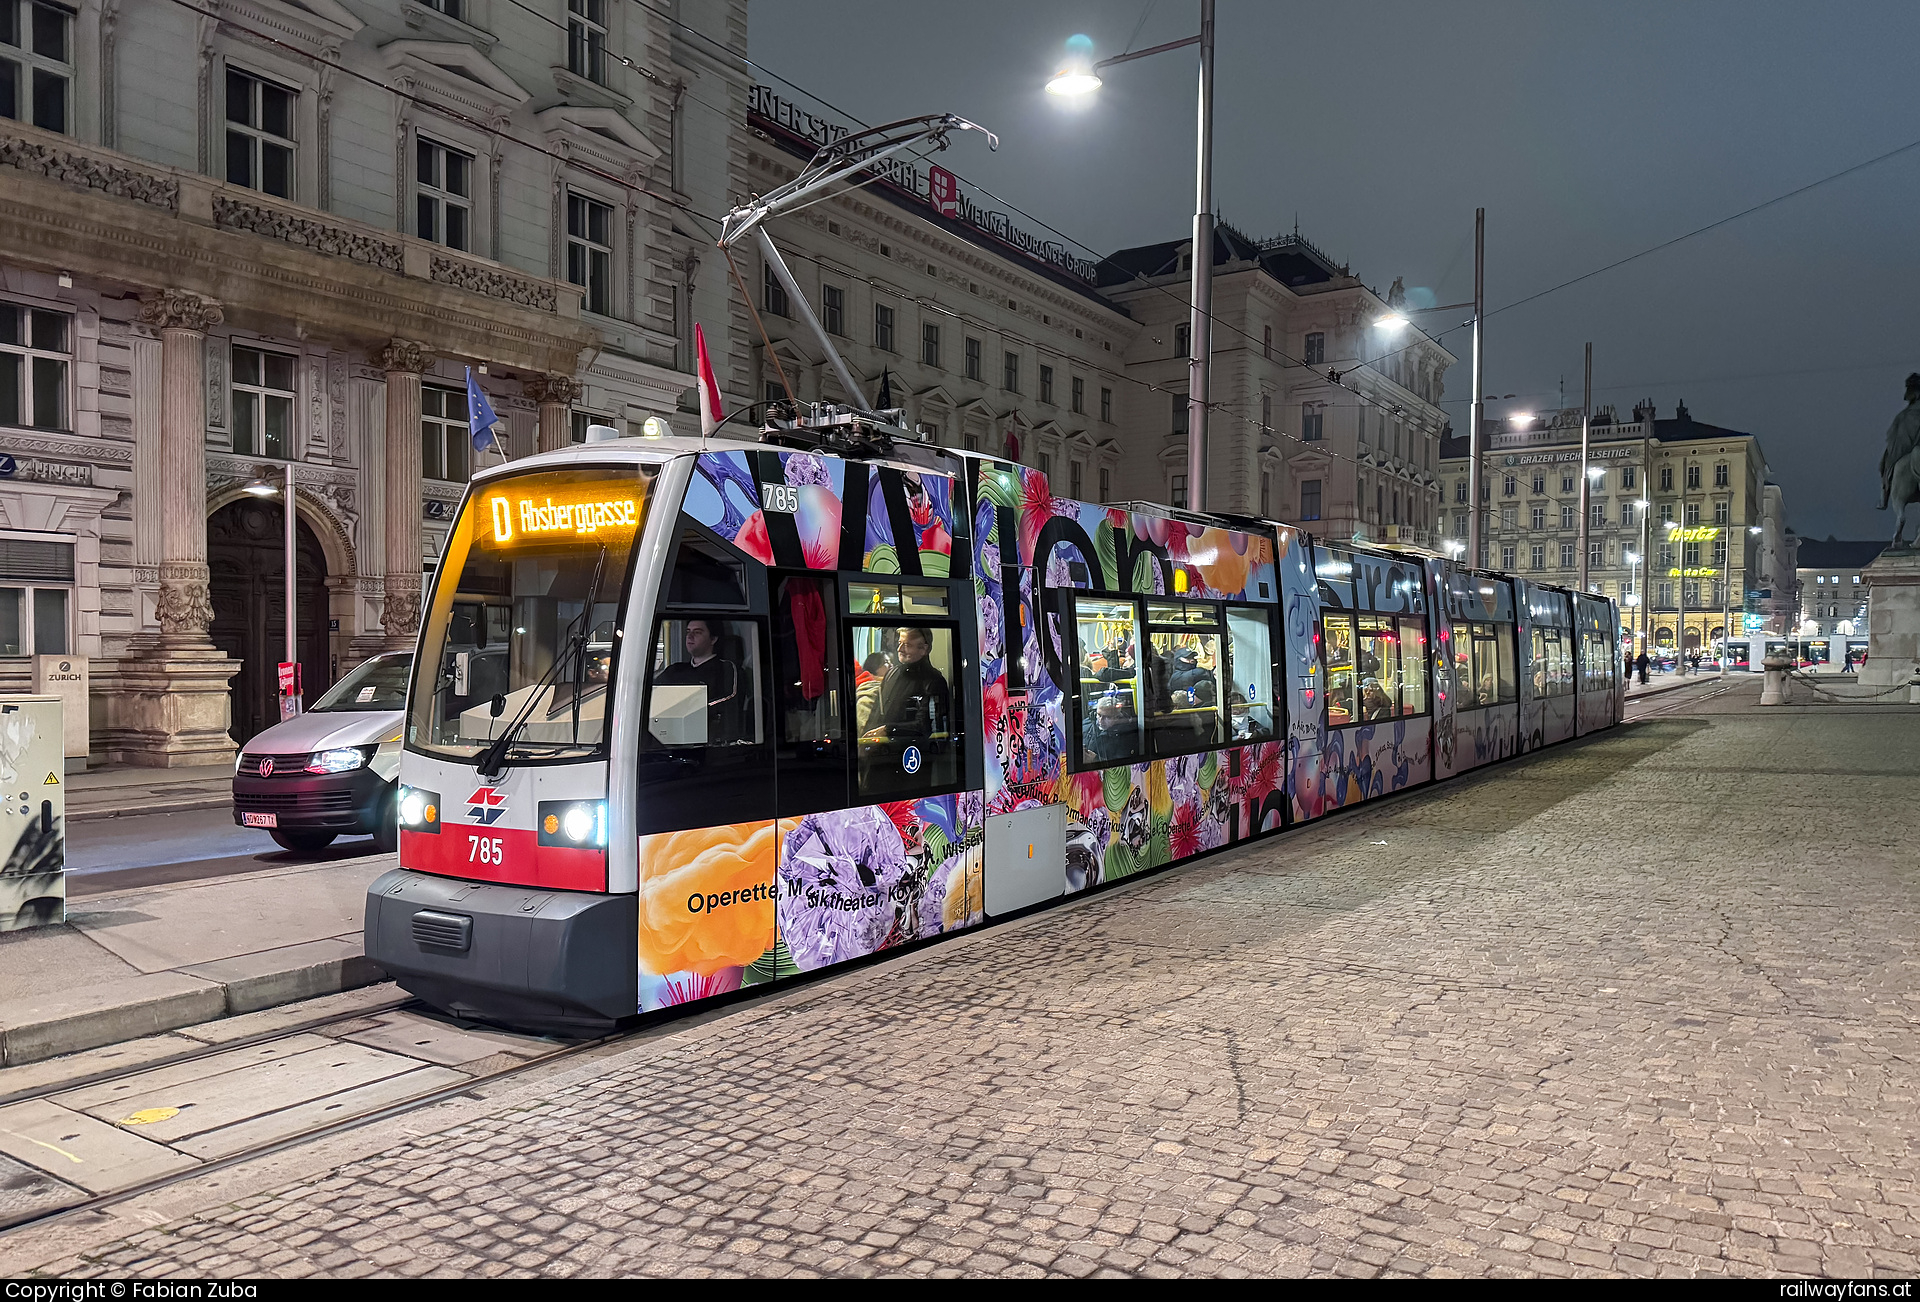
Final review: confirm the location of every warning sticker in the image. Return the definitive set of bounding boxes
[43,772,58,785]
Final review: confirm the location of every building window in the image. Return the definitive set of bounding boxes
[1660,466,1673,492]
[1685,501,1701,526]
[230,345,295,458]
[920,321,939,366]
[0,0,71,133]
[567,193,613,316]
[1658,581,1673,607]
[1100,386,1112,423]
[0,304,68,431]
[1683,541,1701,568]
[1171,473,1187,509]
[761,261,788,319]
[415,137,472,252]
[0,538,73,656]
[963,430,978,452]
[1040,364,1054,404]
[1303,331,1324,365]
[1590,501,1607,528]
[1532,472,1545,495]
[964,337,981,381]
[421,385,470,482]
[821,284,844,336]
[1174,324,1189,358]
[1658,543,1674,569]
[1713,538,1728,566]
[1071,376,1085,415]
[1530,543,1545,570]
[1453,479,1467,504]
[1560,504,1575,529]
[423,0,462,16]
[1502,473,1517,497]
[1300,479,1321,521]
[1589,541,1604,570]
[1260,472,1271,516]
[1622,466,1636,490]
[1069,461,1082,499]
[1714,462,1729,488]
[1038,452,1051,478]
[1262,325,1272,359]
[1453,511,1467,535]
[566,0,608,84]
[1714,499,1729,525]
[1560,473,1575,494]
[765,381,784,404]
[1621,501,1635,527]
[1099,467,1110,501]
[874,303,895,352]
[225,69,296,200]
[1530,506,1545,530]
[1002,350,1019,392]
[1259,394,1272,431]
[1302,402,1324,442]
[1685,464,1700,490]
[1500,543,1515,570]
[569,408,611,444]
[1501,505,1517,530]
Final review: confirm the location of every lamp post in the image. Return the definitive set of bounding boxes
[243,461,299,719]
[1666,517,1685,675]
[1577,343,1592,591]
[1049,6,1214,511]
[1633,498,1651,654]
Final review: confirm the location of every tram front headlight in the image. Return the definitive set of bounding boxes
[397,786,440,834]
[538,799,606,848]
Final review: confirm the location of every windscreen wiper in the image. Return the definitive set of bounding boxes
[474,544,607,779]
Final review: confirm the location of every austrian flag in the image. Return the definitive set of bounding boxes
[696,323,724,437]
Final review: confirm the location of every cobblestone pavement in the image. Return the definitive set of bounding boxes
[31,698,1920,1278]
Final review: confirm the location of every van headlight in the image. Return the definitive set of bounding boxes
[538,799,606,847]
[307,747,371,774]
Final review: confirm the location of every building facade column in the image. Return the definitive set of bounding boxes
[102,291,239,766]
[378,340,430,652]
[525,373,578,452]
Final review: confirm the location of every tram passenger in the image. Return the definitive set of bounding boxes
[652,618,746,743]
[863,627,951,740]
[1360,677,1395,721]
[1082,692,1138,764]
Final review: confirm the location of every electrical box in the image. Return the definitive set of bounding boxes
[0,696,65,931]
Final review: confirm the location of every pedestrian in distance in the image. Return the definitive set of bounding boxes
[1635,650,1650,685]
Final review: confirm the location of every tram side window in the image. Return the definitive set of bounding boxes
[1582,630,1611,690]
[1531,628,1573,698]
[1074,595,1144,767]
[1397,617,1428,715]
[1323,612,1356,726]
[1554,630,1575,695]
[773,573,846,815]
[666,526,748,607]
[1225,607,1276,743]
[1464,622,1516,707]
[645,616,765,748]
[1146,602,1223,755]
[1356,615,1400,722]
[853,622,961,799]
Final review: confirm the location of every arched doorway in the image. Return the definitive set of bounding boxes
[208,498,332,746]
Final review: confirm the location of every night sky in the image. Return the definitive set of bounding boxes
[747,1,1920,542]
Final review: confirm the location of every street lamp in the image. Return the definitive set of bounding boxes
[1047,9,1215,511]
[242,463,301,718]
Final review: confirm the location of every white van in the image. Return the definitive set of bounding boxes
[231,652,411,854]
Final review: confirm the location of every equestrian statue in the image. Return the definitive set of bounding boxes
[1881,372,1920,550]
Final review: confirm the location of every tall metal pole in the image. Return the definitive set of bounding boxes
[1638,501,1649,654]
[1185,0,1215,513]
[1720,524,1731,676]
[1676,518,1688,675]
[1577,342,1592,591]
[1467,208,1485,569]
[284,459,298,716]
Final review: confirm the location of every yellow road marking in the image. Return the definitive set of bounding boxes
[117,1108,180,1127]
[2,1128,82,1164]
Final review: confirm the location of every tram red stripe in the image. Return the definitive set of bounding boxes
[399,827,608,893]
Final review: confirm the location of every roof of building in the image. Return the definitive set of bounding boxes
[1438,401,1762,463]
[1096,221,1353,293]
[1793,538,1885,570]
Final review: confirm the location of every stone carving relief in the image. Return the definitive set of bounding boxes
[310,356,328,460]
[523,373,579,406]
[375,339,430,374]
[428,256,559,311]
[212,197,404,272]
[156,560,214,637]
[382,577,421,640]
[0,132,177,210]
[327,353,348,463]
[138,289,224,334]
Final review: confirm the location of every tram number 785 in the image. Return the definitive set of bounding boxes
[468,835,505,865]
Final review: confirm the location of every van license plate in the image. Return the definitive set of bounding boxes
[242,812,277,828]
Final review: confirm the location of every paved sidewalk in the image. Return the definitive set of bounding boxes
[66,764,235,823]
[0,854,389,1067]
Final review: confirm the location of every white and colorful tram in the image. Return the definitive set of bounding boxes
[366,429,1624,1031]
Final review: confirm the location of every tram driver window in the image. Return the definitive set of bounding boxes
[646,617,764,747]
[1073,595,1143,767]
[852,622,960,800]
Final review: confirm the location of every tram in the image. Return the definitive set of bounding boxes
[366,416,1623,1031]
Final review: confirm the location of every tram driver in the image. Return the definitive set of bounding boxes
[653,617,747,744]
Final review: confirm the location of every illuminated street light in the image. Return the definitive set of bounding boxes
[1373,313,1409,332]
[242,476,278,497]
[1508,412,1533,427]
[1044,68,1102,95]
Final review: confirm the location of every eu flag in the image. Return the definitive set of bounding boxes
[467,367,501,453]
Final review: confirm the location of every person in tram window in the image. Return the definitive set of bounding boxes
[653,617,746,744]
[864,626,951,741]
[1360,677,1394,721]
[1082,691,1138,764]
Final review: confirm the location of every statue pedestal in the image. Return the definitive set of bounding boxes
[1861,551,1920,686]
[96,639,240,767]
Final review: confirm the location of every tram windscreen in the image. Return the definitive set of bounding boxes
[407,464,657,760]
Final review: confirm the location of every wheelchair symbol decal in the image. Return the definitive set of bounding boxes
[901,745,923,775]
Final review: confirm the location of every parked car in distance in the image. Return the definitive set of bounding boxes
[232,652,411,855]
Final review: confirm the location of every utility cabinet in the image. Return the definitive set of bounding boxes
[0,696,65,931]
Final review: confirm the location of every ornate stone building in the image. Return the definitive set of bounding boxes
[0,0,743,760]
